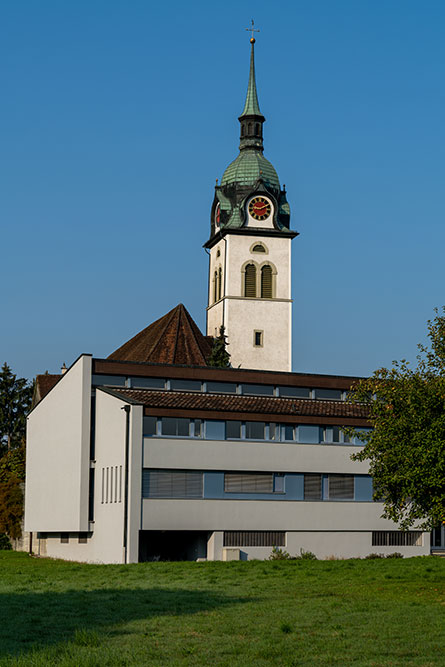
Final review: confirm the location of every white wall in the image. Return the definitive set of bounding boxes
[25,355,92,532]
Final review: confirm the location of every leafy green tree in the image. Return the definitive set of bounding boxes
[349,308,445,530]
[0,363,32,453]
[208,326,231,368]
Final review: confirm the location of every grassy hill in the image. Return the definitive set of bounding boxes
[1,551,444,665]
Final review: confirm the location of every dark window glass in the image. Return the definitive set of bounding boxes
[283,425,295,441]
[207,382,237,394]
[245,421,265,440]
[131,377,165,389]
[242,384,274,396]
[278,386,311,398]
[328,475,354,500]
[88,469,95,522]
[254,331,263,346]
[269,423,277,440]
[194,420,202,437]
[205,421,225,439]
[92,375,126,387]
[304,474,322,500]
[323,426,340,443]
[314,388,343,400]
[78,533,88,544]
[170,379,202,392]
[60,533,69,544]
[143,416,157,436]
[226,421,242,439]
[161,418,190,437]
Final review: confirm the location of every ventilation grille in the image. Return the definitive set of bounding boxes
[224,531,285,547]
[372,531,422,547]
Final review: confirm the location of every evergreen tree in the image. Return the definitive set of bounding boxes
[0,363,32,452]
[208,326,231,368]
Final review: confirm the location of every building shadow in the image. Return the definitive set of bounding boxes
[0,587,249,658]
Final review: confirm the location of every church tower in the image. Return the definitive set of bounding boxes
[205,36,298,372]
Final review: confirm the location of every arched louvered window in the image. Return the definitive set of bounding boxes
[218,267,222,300]
[255,123,260,135]
[252,244,266,253]
[213,270,218,303]
[248,122,252,134]
[261,265,273,298]
[244,264,257,297]
[241,125,245,136]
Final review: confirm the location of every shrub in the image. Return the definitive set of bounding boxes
[280,622,293,634]
[268,546,293,560]
[386,552,404,559]
[0,533,11,550]
[365,553,384,559]
[297,548,317,560]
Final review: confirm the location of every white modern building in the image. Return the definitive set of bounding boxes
[24,39,431,562]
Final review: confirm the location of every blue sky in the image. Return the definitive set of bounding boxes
[2,1,445,381]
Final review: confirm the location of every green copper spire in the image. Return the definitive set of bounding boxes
[239,39,263,118]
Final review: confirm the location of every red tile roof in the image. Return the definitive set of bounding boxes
[108,388,369,422]
[108,304,212,366]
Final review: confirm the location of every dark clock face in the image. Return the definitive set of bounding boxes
[248,197,271,221]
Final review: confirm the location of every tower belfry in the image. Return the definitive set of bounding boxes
[204,35,298,372]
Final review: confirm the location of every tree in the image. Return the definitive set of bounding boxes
[349,308,445,530]
[208,326,231,368]
[0,363,33,453]
[0,444,26,539]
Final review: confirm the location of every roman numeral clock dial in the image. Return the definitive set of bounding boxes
[248,197,272,221]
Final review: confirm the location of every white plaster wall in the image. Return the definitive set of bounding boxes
[40,391,143,564]
[25,355,92,532]
[143,439,369,475]
[211,531,430,561]
[142,499,416,534]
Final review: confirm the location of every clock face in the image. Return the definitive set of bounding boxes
[248,197,272,221]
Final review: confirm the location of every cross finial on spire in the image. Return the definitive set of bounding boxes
[246,19,260,43]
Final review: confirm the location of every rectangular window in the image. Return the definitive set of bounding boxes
[92,375,126,387]
[78,533,88,544]
[142,470,203,498]
[60,533,69,544]
[143,416,157,436]
[372,531,422,547]
[205,420,225,440]
[314,388,343,400]
[207,381,237,394]
[241,384,274,396]
[119,466,122,503]
[193,419,202,437]
[170,379,202,392]
[298,425,320,443]
[245,421,265,440]
[224,472,274,494]
[106,467,109,503]
[304,474,322,500]
[278,386,311,398]
[226,420,242,439]
[269,423,278,440]
[254,330,263,347]
[282,424,295,441]
[323,426,340,443]
[274,473,285,493]
[88,468,95,521]
[101,468,104,504]
[328,475,354,500]
[161,418,191,437]
[131,377,165,389]
[223,531,285,547]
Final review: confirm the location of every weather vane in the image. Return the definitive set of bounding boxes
[246,19,260,43]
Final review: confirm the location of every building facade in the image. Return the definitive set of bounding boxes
[24,40,431,562]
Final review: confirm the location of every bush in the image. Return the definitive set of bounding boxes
[0,533,12,550]
[365,553,385,559]
[297,548,317,560]
[268,546,293,560]
[386,552,404,559]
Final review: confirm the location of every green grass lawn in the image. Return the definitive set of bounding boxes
[1,552,445,666]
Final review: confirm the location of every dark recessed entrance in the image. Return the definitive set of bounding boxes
[139,530,209,562]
